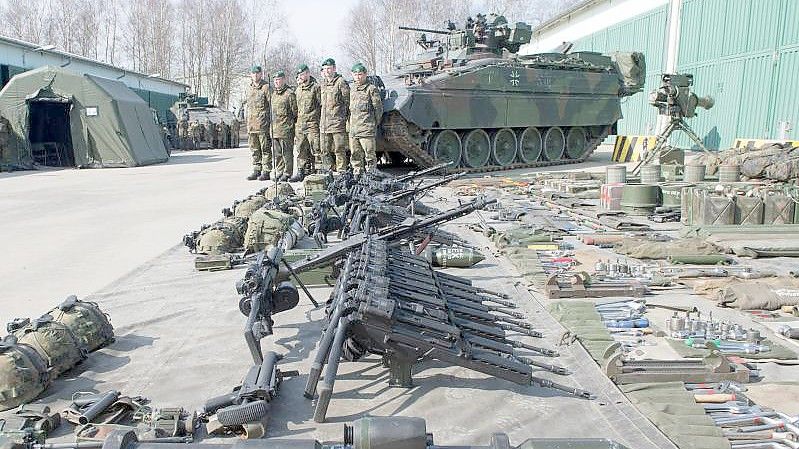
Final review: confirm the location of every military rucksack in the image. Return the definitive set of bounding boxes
[0,336,50,412]
[10,315,87,377]
[48,295,114,353]
[196,217,248,255]
[233,195,267,220]
[303,173,331,199]
[244,208,294,252]
[263,182,295,201]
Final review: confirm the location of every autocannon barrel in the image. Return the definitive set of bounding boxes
[399,25,451,35]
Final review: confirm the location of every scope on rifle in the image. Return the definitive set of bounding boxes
[649,73,714,119]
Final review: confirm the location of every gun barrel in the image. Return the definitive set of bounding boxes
[77,390,120,425]
[394,161,453,182]
[399,25,451,35]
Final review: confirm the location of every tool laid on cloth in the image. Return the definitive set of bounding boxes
[666,310,767,343]
[0,405,61,444]
[603,350,753,384]
[545,272,647,299]
[202,351,297,439]
[132,407,196,439]
[304,238,591,423]
[777,325,799,339]
[0,416,633,449]
[62,391,145,426]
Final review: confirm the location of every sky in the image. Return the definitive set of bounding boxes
[283,0,359,66]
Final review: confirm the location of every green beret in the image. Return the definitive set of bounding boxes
[273,70,285,78]
[296,63,309,74]
[250,65,262,73]
[321,58,336,67]
[351,63,367,73]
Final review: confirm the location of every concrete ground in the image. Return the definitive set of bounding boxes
[0,147,260,319]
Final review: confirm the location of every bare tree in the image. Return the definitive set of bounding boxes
[124,0,173,76]
[205,0,249,107]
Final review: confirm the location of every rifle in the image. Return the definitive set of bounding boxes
[305,239,592,423]
[292,196,496,275]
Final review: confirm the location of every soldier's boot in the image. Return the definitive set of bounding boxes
[289,168,306,182]
[258,171,271,181]
[247,169,260,180]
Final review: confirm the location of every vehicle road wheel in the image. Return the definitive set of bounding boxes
[491,128,517,167]
[565,126,589,159]
[430,130,462,167]
[543,127,566,161]
[518,127,543,163]
[462,129,491,168]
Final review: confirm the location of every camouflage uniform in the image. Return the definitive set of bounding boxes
[220,122,230,148]
[177,119,188,150]
[294,76,322,173]
[271,84,297,179]
[188,120,201,150]
[232,119,241,147]
[210,122,220,148]
[247,78,272,175]
[349,78,383,173]
[0,115,11,170]
[320,73,350,171]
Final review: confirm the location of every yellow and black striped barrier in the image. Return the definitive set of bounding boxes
[612,135,656,162]
[733,138,799,150]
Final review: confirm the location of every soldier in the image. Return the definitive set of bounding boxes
[320,58,350,172]
[290,63,321,182]
[177,117,189,150]
[0,114,11,170]
[348,63,383,174]
[232,119,241,147]
[210,121,220,148]
[246,65,272,181]
[188,119,201,150]
[220,120,230,148]
[270,70,297,182]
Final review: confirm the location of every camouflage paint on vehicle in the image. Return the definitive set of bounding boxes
[376,13,646,172]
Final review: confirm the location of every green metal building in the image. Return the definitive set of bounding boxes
[524,0,798,149]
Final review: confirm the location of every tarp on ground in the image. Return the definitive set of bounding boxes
[0,66,168,169]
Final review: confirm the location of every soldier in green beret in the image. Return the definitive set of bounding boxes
[348,63,383,174]
[320,58,350,172]
[246,65,272,180]
[290,63,321,181]
[270,70,297,182]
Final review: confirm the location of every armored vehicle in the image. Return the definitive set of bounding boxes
[377,14,646,172]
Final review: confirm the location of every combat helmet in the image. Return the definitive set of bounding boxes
[49,295,114,352]
[196,217,247,255]
[10,315,87,377]
[0,336,50,411]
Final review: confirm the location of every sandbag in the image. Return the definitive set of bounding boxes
[263,182,295,201]
[49,295,114,352]
[10,315,87,377]
[0,336,50,411]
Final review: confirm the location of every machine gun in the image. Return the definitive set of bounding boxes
[304,238,592,423]
[202,351,297,439]
[236,234,319,364]
[292,196,496,275]
[0,416,631,449]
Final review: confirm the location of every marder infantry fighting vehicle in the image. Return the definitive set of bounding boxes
[377,13,646,172]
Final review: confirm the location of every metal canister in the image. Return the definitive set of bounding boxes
[620,184,661,215]
[734,195,764,225]
[718,164,741,183]
[606,165,627,184]
[640,164,661,184]
[683,164,706,182]
[661,182,692,208]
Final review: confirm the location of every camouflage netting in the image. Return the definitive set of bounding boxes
[698,143,799,181]
[615,238,723,259]
[492,226,558,249]
[620,382,730,449]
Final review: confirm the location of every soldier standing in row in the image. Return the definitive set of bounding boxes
[348,63,383,174]
[246,65,272,181]
[210,120,220,148]
[320,58,350,173]
[270,71,297,182]
[290,63,321,182]
[177,117,188,150]
[220,121,230,148]
[188,119,201,150]
[0,114,11,171]
[232,119,241,147]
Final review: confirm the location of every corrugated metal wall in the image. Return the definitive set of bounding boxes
[572,0,799,148]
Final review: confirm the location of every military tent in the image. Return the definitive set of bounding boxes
[0,66,168,169]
